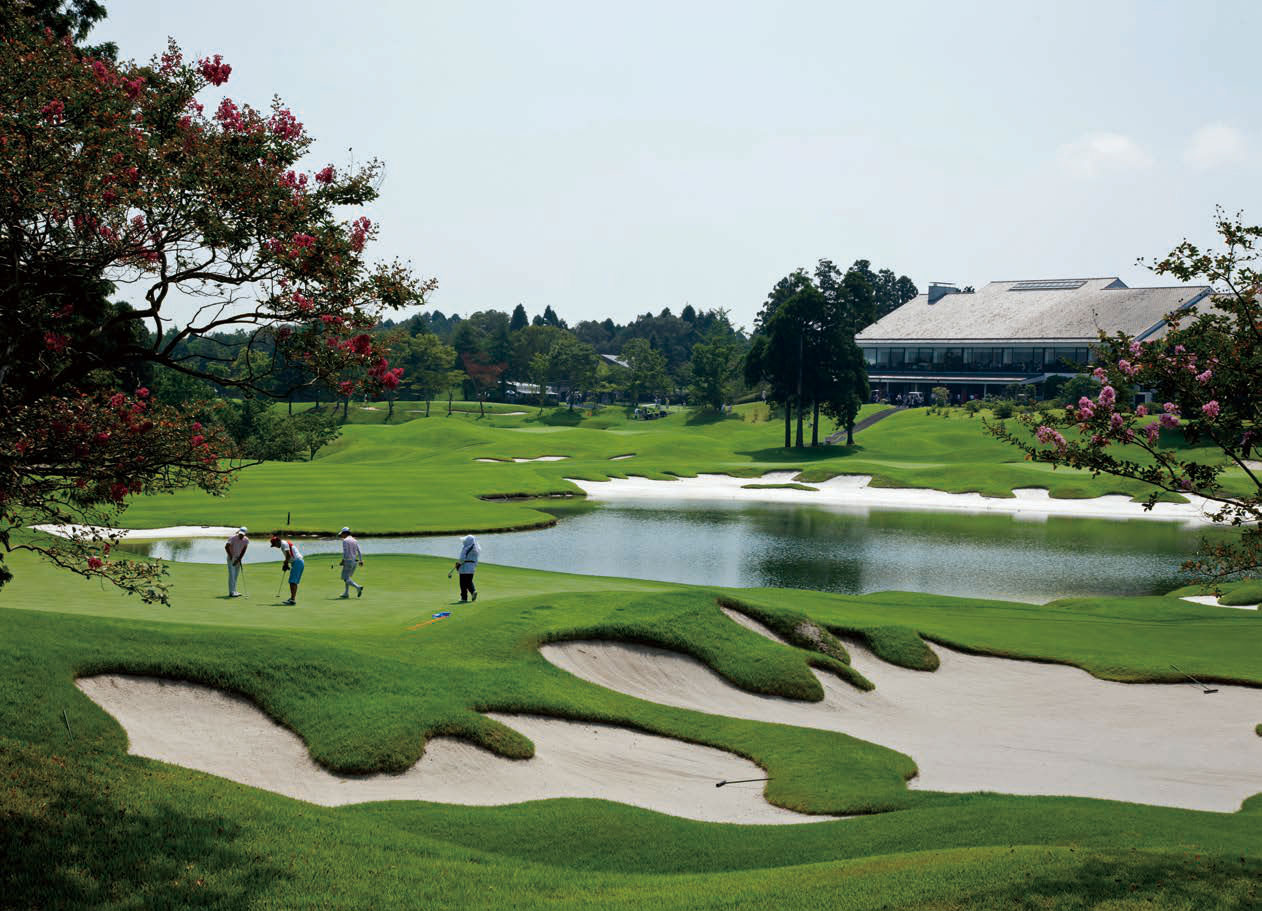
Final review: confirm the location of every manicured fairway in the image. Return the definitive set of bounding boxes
[2,546,1260,909]
[118,403,1247,536]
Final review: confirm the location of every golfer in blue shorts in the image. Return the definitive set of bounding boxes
[270,533,305,604]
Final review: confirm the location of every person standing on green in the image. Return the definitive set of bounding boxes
[455,534,480,602]
[224,527,249,598]
[338,527,364,599]
[270,533,304,605]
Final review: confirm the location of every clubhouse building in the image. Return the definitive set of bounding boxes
[855,277,1212,402]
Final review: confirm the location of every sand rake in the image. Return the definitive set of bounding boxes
[1170,664,1218,694]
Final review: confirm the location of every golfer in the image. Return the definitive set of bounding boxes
[454,534,480,602]
[225,527,249,597]
[270,533,304,605]
[338,527,364,599]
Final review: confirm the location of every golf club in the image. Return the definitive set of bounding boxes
[715,777,771,788]
[238,562,247,598]
[1170,664,1218,694]
[275,570,285,599]
[447,566,455,579]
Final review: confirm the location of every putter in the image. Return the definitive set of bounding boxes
[1170,664,1218,694]
[238,562,247,598]
[447,566,455,579]
[715,777,771,788]
[275,571,285,599]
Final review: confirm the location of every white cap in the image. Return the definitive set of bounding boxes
[237,527,248,534]
[340,527,351,535]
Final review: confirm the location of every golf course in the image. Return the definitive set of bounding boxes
[4,403,1261,910]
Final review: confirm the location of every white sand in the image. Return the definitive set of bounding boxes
[1181,594,1259,610]
[475,456,569,463]
[568,471,1221,524]
[540,610,1262,812]
[32,523,239,541]
[75,675,820,823]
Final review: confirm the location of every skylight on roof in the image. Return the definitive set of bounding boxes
[1009,279,1086,291]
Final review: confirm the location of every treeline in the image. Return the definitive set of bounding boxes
[145,256,914,440]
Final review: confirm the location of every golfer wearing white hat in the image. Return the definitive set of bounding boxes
[338,527,364,599]
[225,527,249,597]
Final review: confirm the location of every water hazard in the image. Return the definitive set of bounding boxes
[119,499,1219,603]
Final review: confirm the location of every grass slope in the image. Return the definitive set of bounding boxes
[3,549,1261,908]
[117,404,1250,536]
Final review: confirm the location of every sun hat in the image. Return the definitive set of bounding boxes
[339,526,351,535]
[238,526,248,534]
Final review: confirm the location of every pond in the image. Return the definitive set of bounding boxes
[119,499,1220,603]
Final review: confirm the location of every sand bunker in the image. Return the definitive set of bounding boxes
[610,454,635,461]
[33,523,238,541]
[76,675,818,824]
[568,471,1219,524]
[475,456,569,463]
[541,610,1262,812]
[1181,594,1259,610]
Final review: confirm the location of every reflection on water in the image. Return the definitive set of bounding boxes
[119,500,1217,603]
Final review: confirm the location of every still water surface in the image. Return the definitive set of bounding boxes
[120,499,1215,603]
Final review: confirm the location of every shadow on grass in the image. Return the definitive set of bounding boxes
[684,409,741,426]
[992,850,1262,910]
[735,444,863,463]
[533,409,585,427]
[0,741,287,910]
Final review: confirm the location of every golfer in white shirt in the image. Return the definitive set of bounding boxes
[338,527,364,598]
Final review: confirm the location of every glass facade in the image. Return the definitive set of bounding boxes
[862,345,1091,374]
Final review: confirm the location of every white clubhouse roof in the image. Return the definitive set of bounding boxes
[856,278,1212,345]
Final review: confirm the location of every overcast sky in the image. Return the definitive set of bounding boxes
[98,0,1261,331]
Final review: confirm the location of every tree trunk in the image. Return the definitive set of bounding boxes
[783,400,791,448]
[811,400,820,446]
[846,419,855,446]
[479,394,485,417]
[795,402,804,448]
[447,390,453,415]
[794,333,804,448]
[388,395,394,419]
[342,398,349,420]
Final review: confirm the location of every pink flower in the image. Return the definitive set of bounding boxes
[1162,402,1178,414]
[349,216,371,253]
[1160,413,1180,429]
[91,59,113,83]
[269,108,303,141]
[87,557,103,570]
[191,422,202,432]
[1098,385,1116,406]
[315,166,335,184]
[1036,425,1067,450]
[44,332,68,352]
[338,381,355,397]
[292,292,314,312]
[1109,412,1124,430]
[122,76,145,99]
[1196,369,1213,384]
[159,49,182,72]
[1117,359,1138,378]
[1128,341,1143,356]
[214,98,245,132]
[1174,344,1186,354]
[198,54,232,86]
[136,387,149,398]
[1201,400,1220,420]
[40,99,65,123]
[191,434,205,446]
[347,334,372,356]
[1146,423,1160,444]
[1092,367,1107,381]
[291,232,316,251]
[1135,404,1148,416]
[109,393,126,408]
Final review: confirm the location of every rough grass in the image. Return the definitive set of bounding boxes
[114,404,1239,536]
[3,548,1262,908]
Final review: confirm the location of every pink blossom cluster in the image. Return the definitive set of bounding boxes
[41,98,65,123]
[292,291,314,312]
[122,76,145,100]
[44,332,68,352]
[214,98,246,132]
[349,216,371,253]
[1036,425,1067,450]
[198,54,232,86]
[368,357,404,390]
[278,170,308,193]
[269,108,303,141]
[315,166,335,184]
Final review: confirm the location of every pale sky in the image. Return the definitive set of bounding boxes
[98,0,1261,331]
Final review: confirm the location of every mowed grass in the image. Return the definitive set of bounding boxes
[3,547,1262,909]
[118,403,1247,535]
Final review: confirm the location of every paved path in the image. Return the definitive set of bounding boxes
[825,406,905,444]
